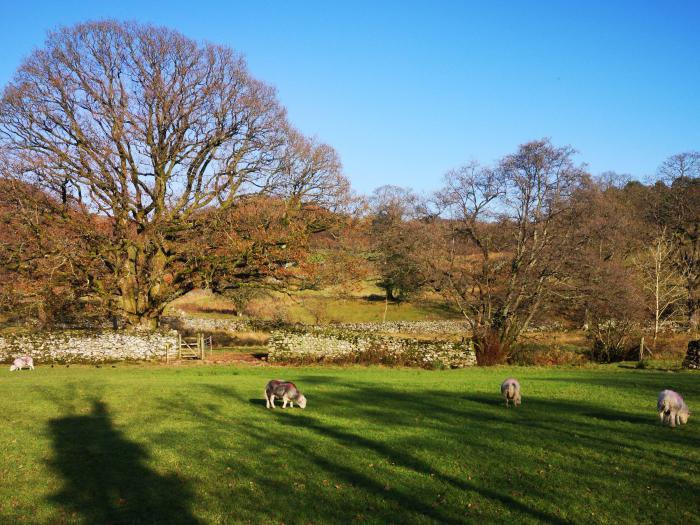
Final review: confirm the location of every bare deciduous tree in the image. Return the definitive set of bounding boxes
[633,229,687,349]
[274,129,350,211]
[657,152,700,182]
[426,140,588,364]
[0,21,342,327]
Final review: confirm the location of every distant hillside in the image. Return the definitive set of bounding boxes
[165,283,461,324]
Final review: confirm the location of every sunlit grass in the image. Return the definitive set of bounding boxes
[1,365,698,524]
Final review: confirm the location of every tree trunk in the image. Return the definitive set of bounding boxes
[472,326,510,366]
[118,241,168,330]
[124,313,159,330]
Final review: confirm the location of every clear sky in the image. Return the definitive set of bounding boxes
[1,1,698,194]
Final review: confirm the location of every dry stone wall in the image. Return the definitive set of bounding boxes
[330,320,469,335]
[162,316,470,335]
[0,330,178,364]
[268,328,477,368]
[161,315,251,333]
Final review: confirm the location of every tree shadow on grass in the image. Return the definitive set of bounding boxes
[161,382,700,523]
[48,400,201,525]
[460,391,697,462]
[534,370,700,397]
[197,385,568,523]
[464,391,658,425]
[272,411,571,525]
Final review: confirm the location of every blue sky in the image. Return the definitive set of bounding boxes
[1,1,698,193]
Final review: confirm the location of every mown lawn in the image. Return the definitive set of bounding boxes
[0,365,698,524]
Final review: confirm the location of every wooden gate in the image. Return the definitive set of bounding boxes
[166,333,214,362]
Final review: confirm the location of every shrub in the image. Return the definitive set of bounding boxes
[588,319,640,363]
[472,331,509,366]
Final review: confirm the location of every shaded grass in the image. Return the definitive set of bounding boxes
[1,366,698,524]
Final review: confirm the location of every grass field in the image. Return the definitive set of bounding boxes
[1,365,698,524]
[166,286,461,324]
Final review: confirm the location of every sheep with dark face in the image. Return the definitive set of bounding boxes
[658,390,689,427]
[10,356,34,371]
[501,378,521,407]
[265,380,307,409]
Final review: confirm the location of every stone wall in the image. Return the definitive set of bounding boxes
[0,330,178,364]
[330,320,469,335]
[160,315,251,333]
[161,316,470,336]
[268,328,477,369]
[682,340,700,370]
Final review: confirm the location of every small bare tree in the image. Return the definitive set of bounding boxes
[633,229,687,349]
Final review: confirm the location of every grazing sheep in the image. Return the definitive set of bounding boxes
[501,378,521,407]
[657,390,690,427]
[264,380,307,409]
[10,356,34,371]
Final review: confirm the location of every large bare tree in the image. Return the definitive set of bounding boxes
[426,140,587,363]
[0,21,342,327]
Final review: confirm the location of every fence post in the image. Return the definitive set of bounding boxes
[639,336,645,361]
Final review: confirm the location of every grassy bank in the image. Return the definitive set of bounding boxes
[165,286,461,324]
[1,365,698,524]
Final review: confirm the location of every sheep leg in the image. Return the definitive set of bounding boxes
[270,395,276,409]
[282,397,288,409]
[289,401,294,408]
[669,410,676,427]
[265,392,270,409]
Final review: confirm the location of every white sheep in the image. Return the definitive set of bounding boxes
[657,390,689,427]
[9,356,34,371]
[501,378,521,407]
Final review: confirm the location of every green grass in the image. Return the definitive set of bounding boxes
[1,365,698,524]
